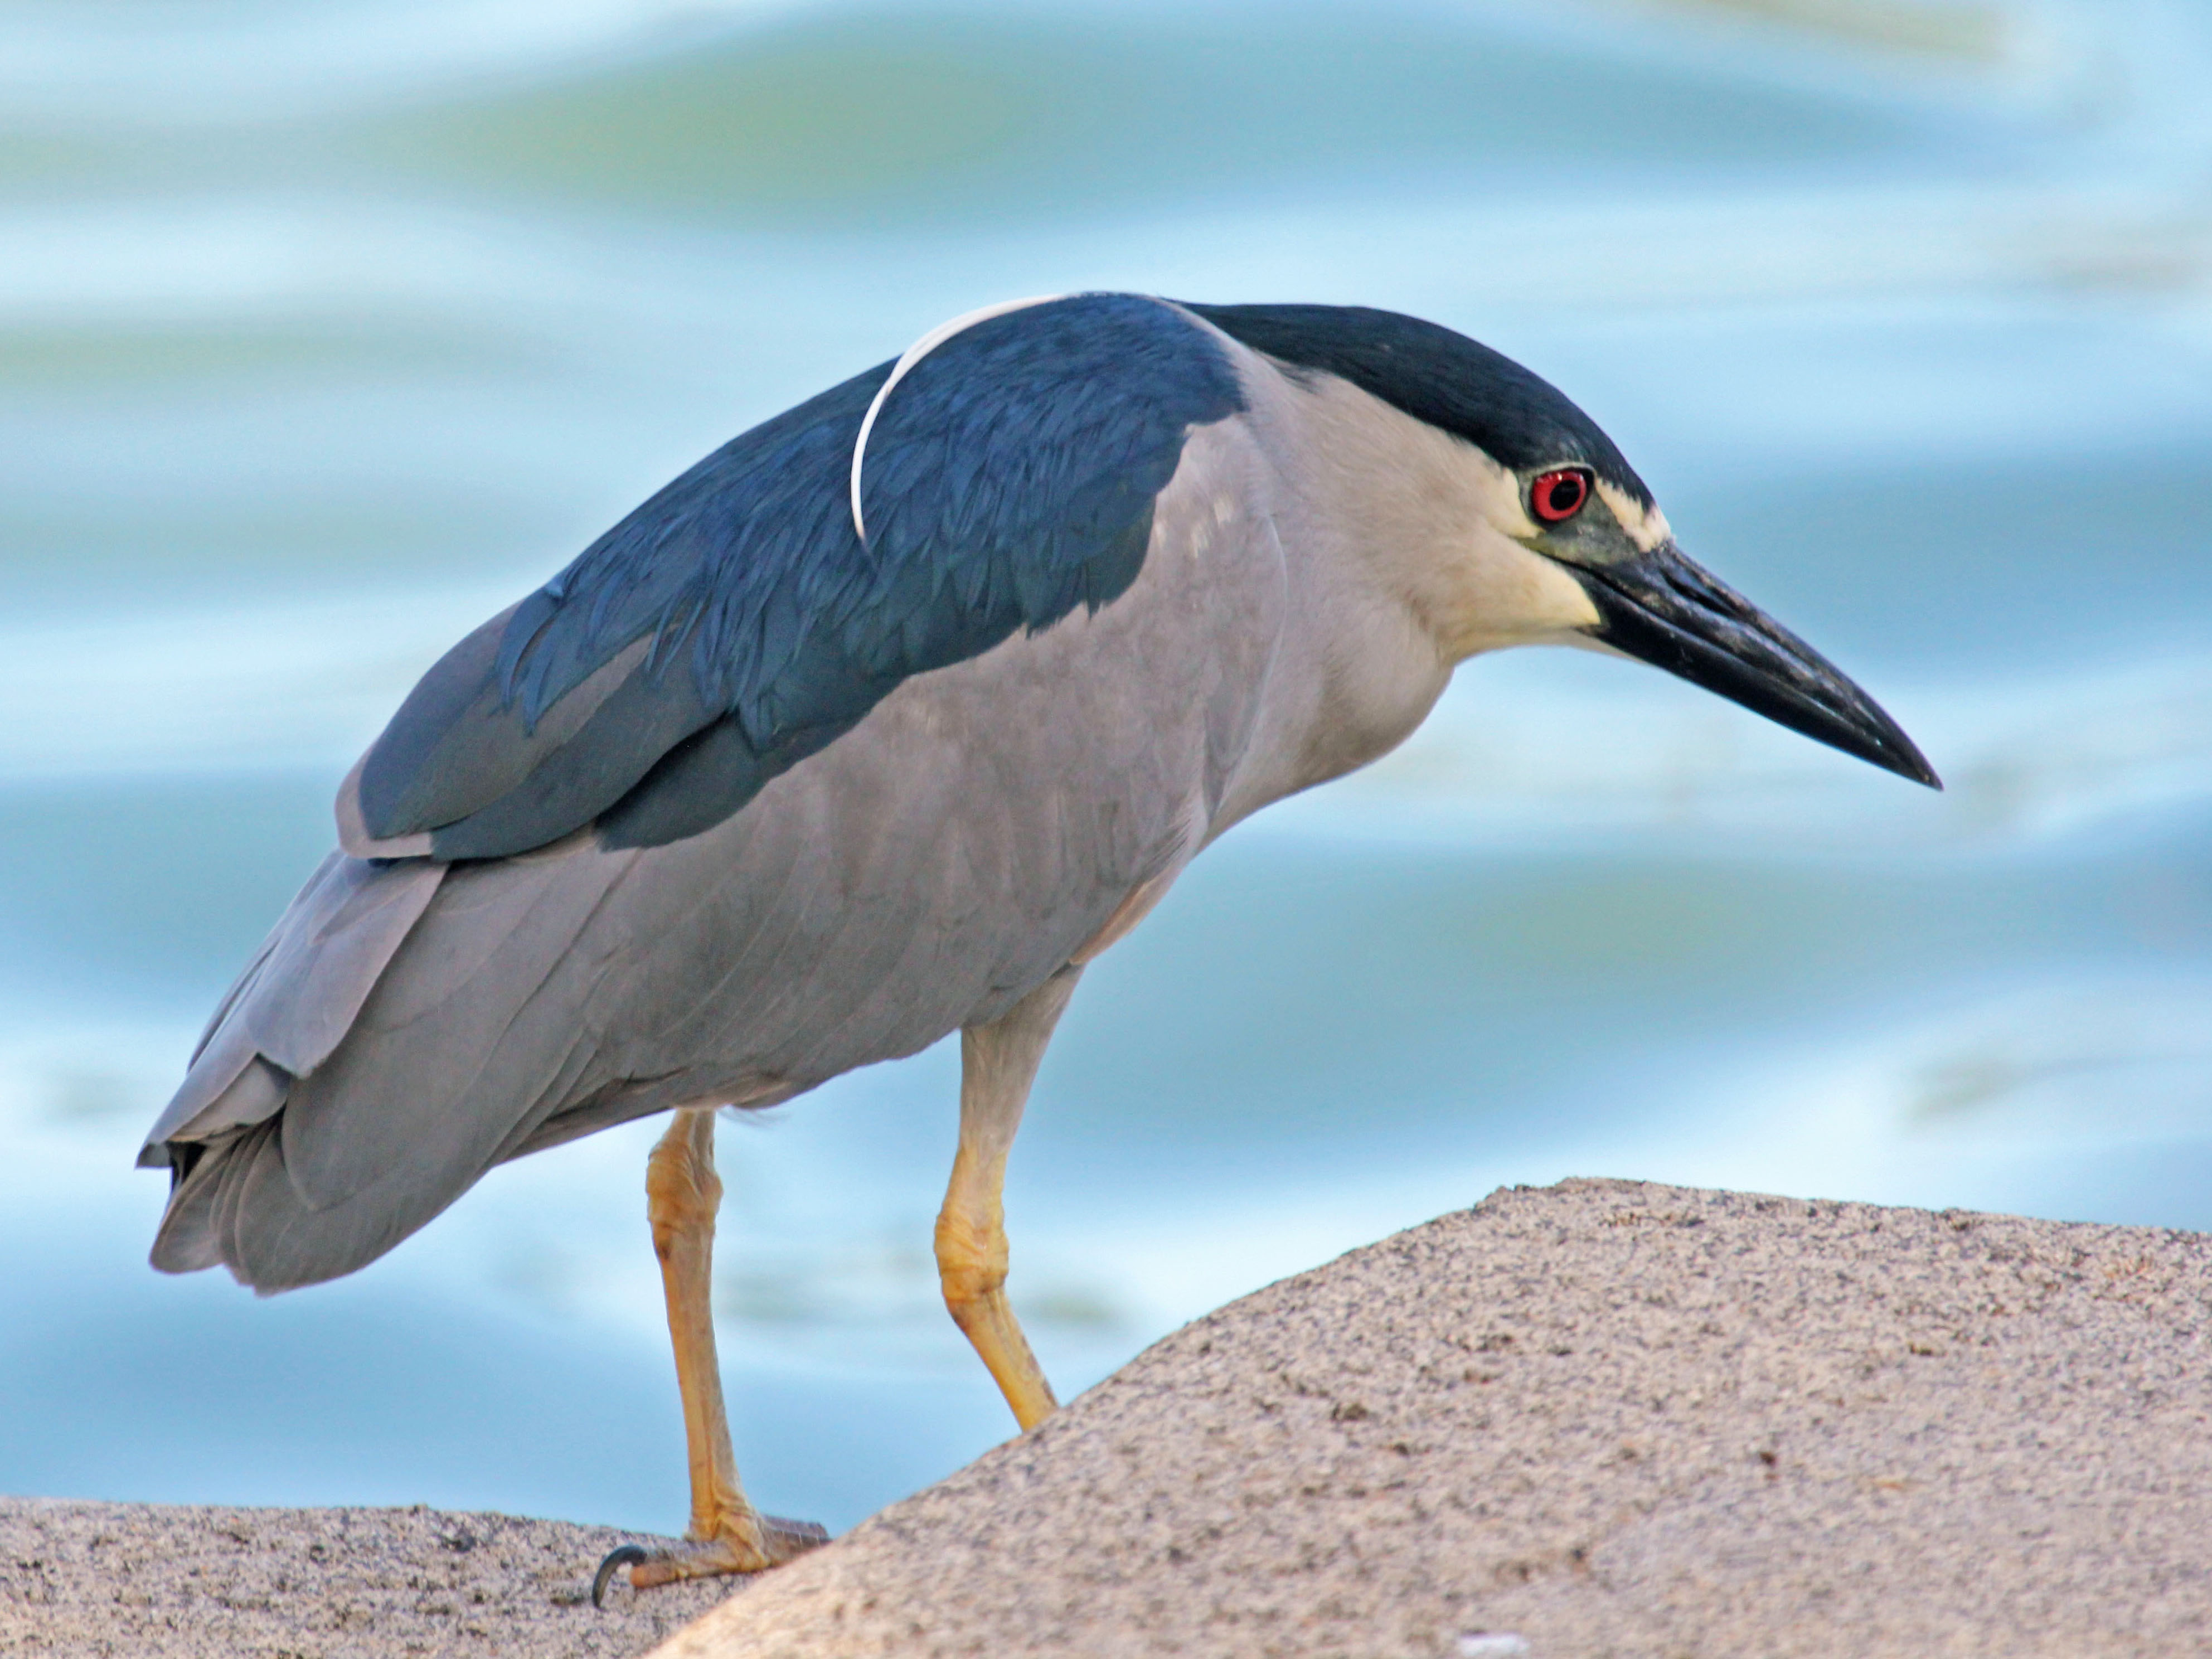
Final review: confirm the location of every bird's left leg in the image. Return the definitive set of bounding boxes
[936,966,1081,1432]
[593,1107,826,1604]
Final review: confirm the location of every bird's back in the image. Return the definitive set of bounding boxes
[142,358,1290,1291]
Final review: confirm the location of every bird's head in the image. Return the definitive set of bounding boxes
[1187,302,1939,790]
[1486,448,1939,789]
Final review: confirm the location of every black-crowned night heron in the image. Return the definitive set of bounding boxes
[138,294,1937,1597]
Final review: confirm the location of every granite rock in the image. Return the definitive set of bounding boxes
[0,1497,744,1657]
[11,1180,2210,1658]
[653,1178,2212,1658]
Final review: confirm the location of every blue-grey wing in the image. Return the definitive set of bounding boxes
[144,296,1269,1291]
[145,408,1292,1292]
[345,293,1245,860]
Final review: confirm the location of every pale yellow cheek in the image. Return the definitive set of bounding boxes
[1439,536,1602,658]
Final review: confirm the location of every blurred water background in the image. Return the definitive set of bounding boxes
[2,0,2209,1537]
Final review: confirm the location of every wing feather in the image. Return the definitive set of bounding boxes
[138,854,447,1161]
[149,841,637,1287]
[340,294,1243,861]
[143,303,1272,1292]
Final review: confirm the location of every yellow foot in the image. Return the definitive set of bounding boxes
[590,1514,829,1605]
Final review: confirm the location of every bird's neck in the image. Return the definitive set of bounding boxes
[1202,353,1599,835]
[1201,368,1457,829]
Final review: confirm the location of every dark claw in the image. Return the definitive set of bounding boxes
[591,1544,650,1609]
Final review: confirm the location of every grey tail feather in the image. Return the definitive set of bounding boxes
[145,837,642,1293]
[150,1115,432,1292]
[139,855,447,1167]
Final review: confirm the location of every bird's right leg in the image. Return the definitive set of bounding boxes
[936,967,1081,1432]
[593,1107,825,1604]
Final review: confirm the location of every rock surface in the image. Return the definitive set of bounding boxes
[9,1180,2211,1658]
[655,1178,2212,1658]
[0,1499,743,1657]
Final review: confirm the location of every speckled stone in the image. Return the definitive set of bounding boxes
[653,1178,2212,1659]
[0,1498,747,1657]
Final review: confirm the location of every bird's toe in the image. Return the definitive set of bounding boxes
[760,1513,833,1558]
[590,1514,829,1605]
[590,1545,650,1608]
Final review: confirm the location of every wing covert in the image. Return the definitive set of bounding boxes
[345,293,1245,861]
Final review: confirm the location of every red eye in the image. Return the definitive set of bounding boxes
[1530,468,1590,524]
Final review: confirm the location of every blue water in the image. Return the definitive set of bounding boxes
[3,0,2210,1539]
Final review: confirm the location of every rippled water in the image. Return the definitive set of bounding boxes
[3,0,2209,1536]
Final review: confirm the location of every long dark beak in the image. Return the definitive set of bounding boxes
[1574,542,1941,788]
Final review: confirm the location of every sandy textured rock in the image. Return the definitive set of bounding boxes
[654,1178,2212,1659]
[0,1499,746,1657]
[10,1181,2210,1657]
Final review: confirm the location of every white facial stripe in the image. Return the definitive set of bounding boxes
[1595,479,1672,551]
[850,293,1069,544]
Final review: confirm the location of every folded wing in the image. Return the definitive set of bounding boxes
[143,293,1249,1289]
[345,293,1245,860]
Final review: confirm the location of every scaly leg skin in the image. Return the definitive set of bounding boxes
[593,1108,828,1606]
[936,969,1081,1432]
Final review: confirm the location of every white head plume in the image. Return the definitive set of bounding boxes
[849,294,1068,546]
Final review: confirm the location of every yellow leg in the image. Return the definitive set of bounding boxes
[601,1108,824,1599]
[935,969,1080,1433]
[648,1108,758,1559]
